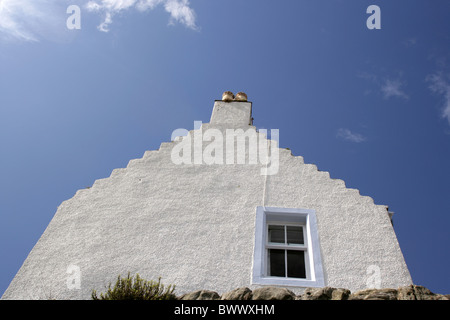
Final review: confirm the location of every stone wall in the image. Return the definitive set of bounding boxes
[179,285,449,300]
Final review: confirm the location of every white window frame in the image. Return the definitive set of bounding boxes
[252,206,325,287]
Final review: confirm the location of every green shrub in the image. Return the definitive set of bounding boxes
[92,273,176,300]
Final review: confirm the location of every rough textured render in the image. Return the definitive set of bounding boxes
[2,98,412,300]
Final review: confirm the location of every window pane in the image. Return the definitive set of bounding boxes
[268,225,285,244]
[287,226,304,245]
[269,249,285,277]
[287,250,306,278]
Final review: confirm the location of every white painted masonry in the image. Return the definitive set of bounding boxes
[2,99,412,299]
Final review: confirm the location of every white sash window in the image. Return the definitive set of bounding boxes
[252,207,325,287]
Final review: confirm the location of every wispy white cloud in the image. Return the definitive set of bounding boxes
[86,0,198,32]
[336,128,367,143]
[164,0,196,29]
[357,71,410,101]
[426,72,450,125]
[380,78,409,100]
[0,0,198,42]
[0,0,66,42]
[0,0,33,41]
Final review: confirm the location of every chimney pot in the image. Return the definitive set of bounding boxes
[222,91,234,102]
[235,92,248,102]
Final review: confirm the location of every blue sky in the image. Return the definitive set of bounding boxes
[0,0,449,296]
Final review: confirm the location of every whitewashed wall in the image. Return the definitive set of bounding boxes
[2,101,412,299]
